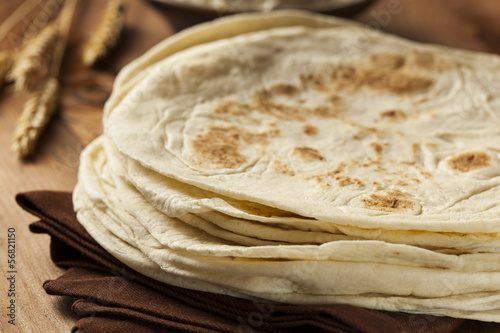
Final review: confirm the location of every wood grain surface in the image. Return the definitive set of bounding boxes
[1,0,500,332]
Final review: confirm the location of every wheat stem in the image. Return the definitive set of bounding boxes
[11,77,59,160]
[83,0,125,66]
[8,23,59,93]
[51,0,78,78]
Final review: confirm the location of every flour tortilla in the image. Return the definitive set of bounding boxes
[76,137,500,271]
[75,190,500,322]
[104,136,500,253]
[73,138,500,321]
[106,12,500,234]
[153,0,369,12]
[74,188,500,323]
[103,11,366,122]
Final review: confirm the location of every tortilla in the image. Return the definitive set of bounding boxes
[106,11,500,233]
[73,136,500,321]
[77,137,500,267]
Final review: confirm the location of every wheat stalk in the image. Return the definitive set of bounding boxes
[8,23,59,93]
[10,0,78,160]
[83,0,125,66]
[11,77,59,159]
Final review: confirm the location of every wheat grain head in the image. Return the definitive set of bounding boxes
[11,77,59,160]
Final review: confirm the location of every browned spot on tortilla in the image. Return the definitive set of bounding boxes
[272,159,295,177]
[412,143,420,162]
[370,54,406,70]
[292,147,325,162]
[414,51,435,69]
[192,126,278,169]
[448,152,491,172]
[242,128,280,145]
[370,142,384,155]
[380,109,406,121]
[214,100,248,116]
[332,65,433,95]
[192,127,247,169]
[270,83,299,97]
[362,190,416,213]
[327,162,347,177]
[303,124,318,136]
[416,166,432,178]
[413,51,454,71]
[335,176,365,188]
[329,94,344,105]
[307,162,347,183]
[312,105,340,118]
[306,174,325,183]
[252,92,304,121]
[426,142,438,149]
[300,74,327,91]
[252,89,342,120]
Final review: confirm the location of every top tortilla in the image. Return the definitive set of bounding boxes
[105,11,500,233]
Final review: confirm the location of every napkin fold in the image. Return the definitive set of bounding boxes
[17,191,466,333]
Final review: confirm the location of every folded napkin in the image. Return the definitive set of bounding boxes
[17,191,466,333]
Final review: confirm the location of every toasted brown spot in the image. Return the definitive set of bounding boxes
[329,94,344,104]
[448,152,491,172]
[362,190,416,213]
[335,176,364,188]
[192,127,247,169]
[332,65,433,95]
[425,142,438,149]
[307,162,347,182]
[416,166,432,178]
[380,109,406,121]
[370,54,406,70]
[327,162,347,177]
[312,105,340,118]
[413,51,454,71]
[292,147,325,162]
[192,126,278,169]
[370,142,384,155]
[252,92,304,121]
[214,100,248,116]
[303,124,318,136]
[270,84,299,97]
[300,74,327,91]
[412,143,420,162]
[414,51,435,69]
[306,174,325,183]
[272,159,296,177]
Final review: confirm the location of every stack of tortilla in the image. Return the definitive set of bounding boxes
[74,10,500,322]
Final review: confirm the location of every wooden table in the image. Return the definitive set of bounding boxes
[1,0,500,331]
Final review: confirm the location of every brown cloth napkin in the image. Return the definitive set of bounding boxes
[17,191,465,333]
